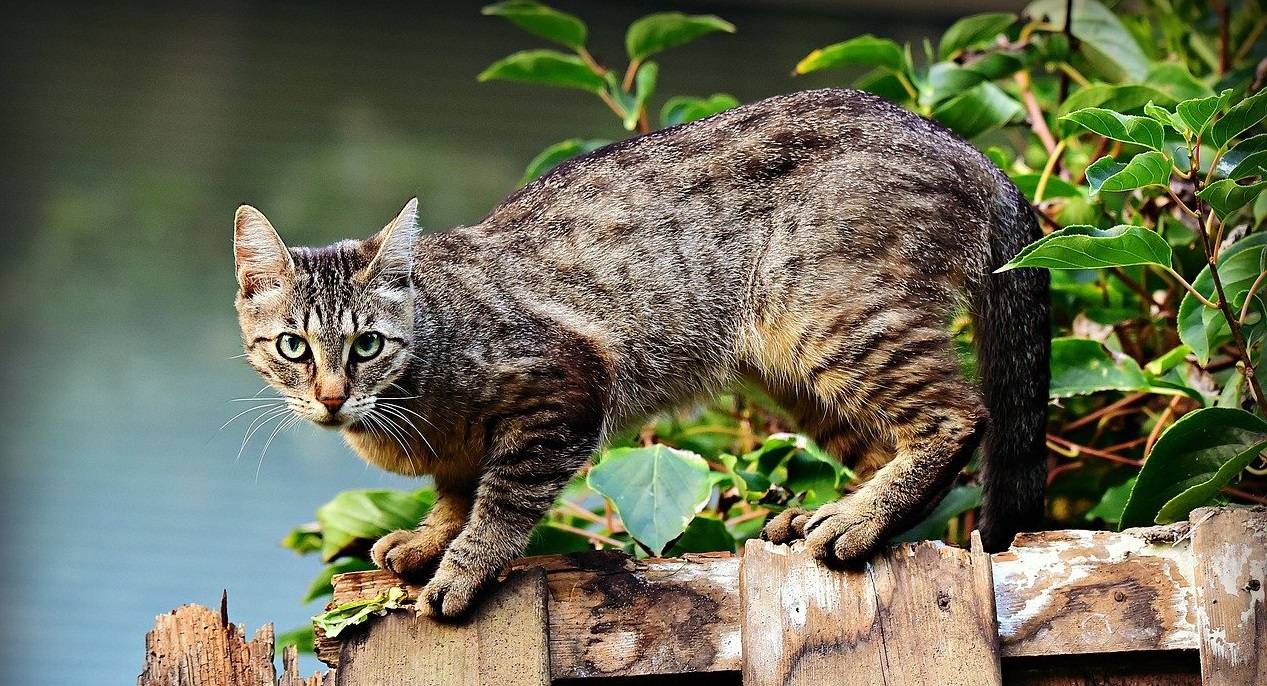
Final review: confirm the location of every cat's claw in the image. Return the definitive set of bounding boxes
[760,507,811,544]
[418,561,485,620]
[803,499,885,564]
[370,529,444,582]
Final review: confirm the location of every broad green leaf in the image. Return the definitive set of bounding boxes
[1145,344,1191,376]
[667,516,736,555]
[316,489,434,562]
[1027,0,1149,82]
[931,81,1022,138]
[1049,337,1149,398]
[926,62,988,105]
[1011,173,1081,201]
[1085,477,1135,526]
[893,485,982,542]
[795,35,905,74]
[1175,90,1233,137]
[999,224,1172,272]
[477,50,605,93]
[524,521,595,556]
[312,587,407,639]
[1195,179,1267,219]
[276,625,315,656]
[520,138,610,184]
[660,93,739,127]
[481,1,587,50]
[938,12,1017,58]
[785,450,840,507]
[1056,85,1173,137]
[1061,107,1165,150]
[1145,63,1215,102]
[625,12,734,62]
[587,444,712,555]
[1229,150,1267,180]
[1209,88,1267,150]
[1144,100,1181,130]
[964,51,1025,80]
[1084,151,1172,194]
[1121,408,1267,527]
[1178,233,1267,364]
[621,61,658,131]
[281,522,323,556]
[302,558,376,604]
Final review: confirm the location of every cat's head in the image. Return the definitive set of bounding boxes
[233,199,418,428]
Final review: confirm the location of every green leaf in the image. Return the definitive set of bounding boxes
[1145,63,1215,102]
[931,81,1023,138]
[1178,233,1267,364]
[1120,408,1267,527]
[481,1,587,50]
[926,62,988,105]
[939,12,1017,58]
[316,489,434,562]
[1084,151,1173,194]
[477,50,605,93]
[998,224,1172,272]
[1229,150,1267,180]
[276,624,315,656]
[1055,85,1174,137]
[1209,88,1267,150]
[621,61,658,131]
[660,93,739,127]
[524,521,595,556]
[1011,173,1081,202]
[785,450,840,507]
[520,138,610,184]
[795,35,906,74]
[1174,90,1233,137]
[1144,100,1181,130]
[302,558,376,604]
[1145,344,1191,376]
[1026,0,1149,82]
[312,587,408,639]
[587,444,712,555]
[625,12,734,62]
[1195,179,1267,220]
[894,485,982,542]
[1049,337,1149,398]
[1060,107,1165,150]
[1085,477,1135,526]
[281,523,323,556]
[963,51,1025,80]
[667,516,736,555]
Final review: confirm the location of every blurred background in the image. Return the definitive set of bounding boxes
[0,0,1015,682]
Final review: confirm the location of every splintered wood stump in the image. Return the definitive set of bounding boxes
[334,568,550,686]
[740,539,1001,686]
[1190,506,1267,686]
[138,596,331,686]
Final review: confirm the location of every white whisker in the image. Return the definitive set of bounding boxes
[218,403,281,432]
[236,406,291,464]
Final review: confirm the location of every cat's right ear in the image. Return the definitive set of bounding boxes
[234,205,294,297]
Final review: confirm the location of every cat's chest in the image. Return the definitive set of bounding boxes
[340,422,479,482]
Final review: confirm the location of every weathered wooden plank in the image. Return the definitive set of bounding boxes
[740,539,1001,686]
[1190,506,1266,686]
[334,568,549,686]
[992,525,1197,657]
[320,551,740,678]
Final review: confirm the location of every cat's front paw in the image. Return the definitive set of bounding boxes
[418,559,488,620]
[803,499,886,564]
[370,529,445,581]
[760,507,811,544]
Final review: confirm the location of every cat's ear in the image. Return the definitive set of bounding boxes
[234,205,294,296]
[361,197,418,280]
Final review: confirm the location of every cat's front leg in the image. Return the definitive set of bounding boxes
[371,480,474,582]
[418,422,600,619]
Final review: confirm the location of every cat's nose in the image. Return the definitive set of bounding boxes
[318,395,346,414]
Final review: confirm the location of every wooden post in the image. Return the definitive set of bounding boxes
[334,568,550,686]
[740,539,1001,686]
[1190,506,1266,686]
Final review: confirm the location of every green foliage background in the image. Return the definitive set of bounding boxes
[280,0,1267,652]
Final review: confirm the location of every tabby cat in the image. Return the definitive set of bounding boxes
[234,88,1050,618]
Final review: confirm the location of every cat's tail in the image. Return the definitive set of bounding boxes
[972,180,1051,552]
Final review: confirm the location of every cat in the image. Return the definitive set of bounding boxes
[234,88,1050,619]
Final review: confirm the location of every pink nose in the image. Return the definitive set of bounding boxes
[319,395,346,414]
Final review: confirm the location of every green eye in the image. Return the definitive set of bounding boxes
[352,332,384,361]
[276,333,309,361]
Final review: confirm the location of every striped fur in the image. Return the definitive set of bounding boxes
[234,88,1050,618]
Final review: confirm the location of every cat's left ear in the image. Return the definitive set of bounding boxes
[361,197,418,280]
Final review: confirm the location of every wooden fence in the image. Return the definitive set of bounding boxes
[139,506,1265,685]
